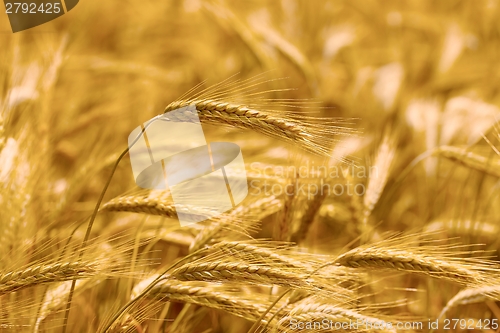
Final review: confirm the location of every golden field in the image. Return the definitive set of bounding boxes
[1,0,500,332]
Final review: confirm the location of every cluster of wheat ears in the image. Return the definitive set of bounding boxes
[2,1,500,332]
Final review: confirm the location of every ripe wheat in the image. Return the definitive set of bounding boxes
[165,99,350,156]
[438,285,500,319]
[170,261,310,288]
[0,261,99,295]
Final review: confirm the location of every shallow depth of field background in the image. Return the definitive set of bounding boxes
[1,0,500,332]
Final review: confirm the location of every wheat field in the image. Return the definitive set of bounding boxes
[1,0,500,332]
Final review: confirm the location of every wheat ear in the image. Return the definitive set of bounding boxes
[34,279,101,332]
[434,145,500,178]
[360,134,396,244]
[210,241,314,270]
[170,261,308,288]
[188,195,282,253]
[424,219,498,240]
[0,261,98,295]
[334,246,488,285]
[438,285,500,319]
[291,188,327,243]
[144,279,273,323]
[274,173,298,242]
[284,302,397,333]
[101,189,210,219]
[165,99,346,156]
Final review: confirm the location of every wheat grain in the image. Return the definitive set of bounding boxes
[5,3,500,332]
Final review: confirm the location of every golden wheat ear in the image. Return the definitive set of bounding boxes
[283,301,399,333]
[434,145,500,178]
[164,74,358,158]
[165,98,353,157]
[438,284,500,319]
[333,231,500,286]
